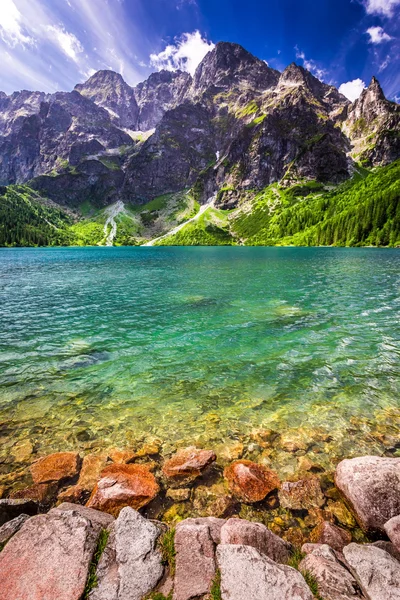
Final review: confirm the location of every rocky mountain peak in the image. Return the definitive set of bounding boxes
[192,41,280,95]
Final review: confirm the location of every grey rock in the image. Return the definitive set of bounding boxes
[335,456,400,531]
[0,513,30,544]
[90,507,164,600]
[51,502,114,529]
[384,515,400,553]
[0,498,38,526]
[369,540,400,562]
[343,543,400,599]
[220,517,292,564]
[217,544,314,600]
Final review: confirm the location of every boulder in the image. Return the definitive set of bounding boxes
[90,507,164,600]
[299,544,364,600]
[0,498,37,526]
[162,447,216,483]
[174,517,225,600]
[343,543,400,599]
[310,521,352,552]
[30,452,81,485]
[369,540,400,562]
[0,513,30,544]
[384,515,400,553]
[279,477,325,510]
[11,482,59,504]
[108,449,136,464]
[224,460,280,503]
[335,456,400,531]
[78,453,108,490]
[51,502,114,529]
[86,463,159,516]
[217,544,314,600]
[0,510,101,600]
[58,484,87,504]
[220,518,292,564]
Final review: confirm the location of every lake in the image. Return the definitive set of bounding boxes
[1,246,399,477]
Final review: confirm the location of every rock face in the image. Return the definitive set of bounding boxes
[224,460,280,502]
[217,544,314,600]
[90,507,164,600]
[384,515,400,553]
[279,477,325,510]
[30,451,81,484]
[0,509,101,600]
[220,518,292,564]
[343,543,400,599]
[87,463,159,516]
[162,447,217,483]
[335,456,400,531]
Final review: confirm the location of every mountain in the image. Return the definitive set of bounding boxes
[0,41,399,247]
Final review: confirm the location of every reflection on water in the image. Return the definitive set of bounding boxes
[0,246,399,476]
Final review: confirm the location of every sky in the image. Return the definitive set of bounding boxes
[0,0,399,102]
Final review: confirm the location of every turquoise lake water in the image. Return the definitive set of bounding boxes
[1,246,399,473]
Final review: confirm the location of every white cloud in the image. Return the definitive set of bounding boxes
[0,0,34,47]
[366,26,393,43]
[379,55,391,70]
[295,48,328,81]
[47,26,83,62]
[339,79,367,101]
[150,30,215,76]
[362,0,400,17]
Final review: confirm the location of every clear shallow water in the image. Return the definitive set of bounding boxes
[1,247,400,475]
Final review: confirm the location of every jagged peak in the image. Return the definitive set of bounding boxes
[75,70,131,92]
[135,69,191,91]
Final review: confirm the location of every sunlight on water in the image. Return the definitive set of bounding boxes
[0,246,399,475]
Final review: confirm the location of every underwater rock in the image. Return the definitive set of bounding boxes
[166,488,191,502]
[310,521,352,552]
[326,500,357,529]
[30,452,81,485]
[224,460,280,503]
[220,518,292,564]
[162,447,216,484]
[192,484,240,519]
[87,463,159,516]
[335,456,400,531]
[12,439,34,464]
[108,448,136,464]
[78,453,108,491]
[279,477,325,510]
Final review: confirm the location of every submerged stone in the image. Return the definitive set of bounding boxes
[224,460,280,503]
[162,446,216,483]
[279,477,325,510]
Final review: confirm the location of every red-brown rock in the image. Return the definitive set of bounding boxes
[224,460,280,503]
[11,482,59,505]
[78,453,108,491]
[86,464,159,516]
[162,447,216,482]
[311,520,352,552]
[30,452,81,485]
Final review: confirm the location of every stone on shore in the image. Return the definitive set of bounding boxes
[279,477,325,510]
[162,447,216,484]
[384,515,400,553]
[90,507,164,600]
[11,482,59,504]
[30,452,81,485]
[369,540,400,562]
[0,498,37,526]
[343,543,400,599]
[87,463,159,516]
[335,456,400,531]
[174,517,225,600]
[0,513,30,544]
[224,460,280,503]
[51,502,114,529]
[0,510,101,600]
[310,521,352,552]
[217,544,314,600]
[299,544,363,600]
[220,518,292,564]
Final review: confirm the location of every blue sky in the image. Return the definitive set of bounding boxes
[0,0,399,102]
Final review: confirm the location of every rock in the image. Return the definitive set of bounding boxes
[78,453,108,490]
[12,439,34,463]
[108,448,136,464]
[369,541,400,562]
[302,542,324,554]
[224,460,280,503]
[166,488,191,502]
[87,463,159,516]
[10,482,59,504]
[216,442,245,462]
[335,456,400,531]
[58,484,87,503]
[134,442,161,457]
[162,447,216,483]
[30,451,81,485]
[343,543,400,599]
[311,521,352,552]
[0,509,101,600]
[384,515,400,553]
[192,483,240,518]
[90,507,163,600]
[174,517,225,600]
[279,477,325,510]
[326,501,357,528]
[297,456,324,473]
[0,498,38,526]
[51,502,114,529]
[0,513,30,544]
[299,544,363,600]
[220,518,292,564]
[217,544,314,600]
